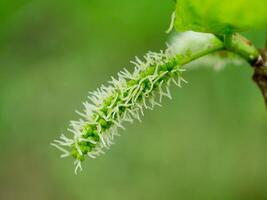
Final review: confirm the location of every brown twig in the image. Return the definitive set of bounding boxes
[252,48,267,108]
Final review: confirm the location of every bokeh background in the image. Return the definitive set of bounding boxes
[0,1,267,200]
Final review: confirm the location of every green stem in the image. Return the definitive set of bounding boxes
[174,33,261,67]
[225,33,260,64]
[172,32,266,107]
[179,36,225,65]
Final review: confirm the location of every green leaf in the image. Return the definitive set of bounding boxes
[175,0,267,34]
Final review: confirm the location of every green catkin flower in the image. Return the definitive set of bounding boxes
[51,46,187,173]
[51,33,224,174]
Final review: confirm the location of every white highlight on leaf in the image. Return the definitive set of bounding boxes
[169,31,244,71]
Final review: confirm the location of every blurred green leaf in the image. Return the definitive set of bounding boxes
[175,0,267,34]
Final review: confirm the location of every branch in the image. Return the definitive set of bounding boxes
[252,48,267,108]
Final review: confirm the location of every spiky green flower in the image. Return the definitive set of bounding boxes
[51,32,229,174]
[51,46,188,173]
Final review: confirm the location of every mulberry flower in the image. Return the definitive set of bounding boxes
[51,33,223,174]
[51,46,187,173]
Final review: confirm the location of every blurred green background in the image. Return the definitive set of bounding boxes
[0,1,267,200]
